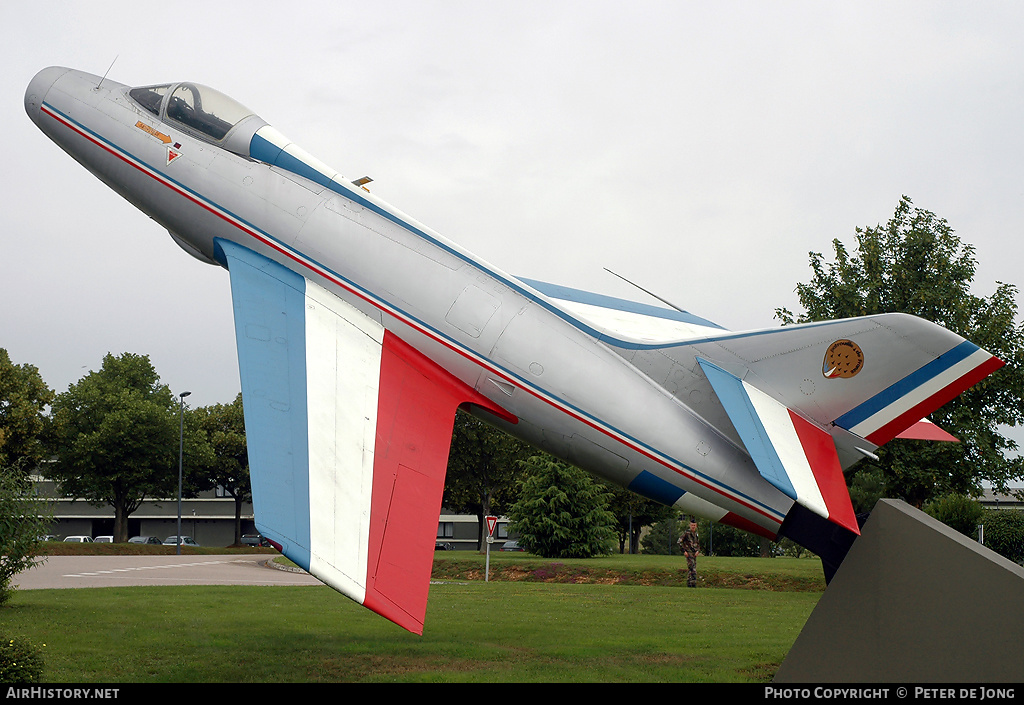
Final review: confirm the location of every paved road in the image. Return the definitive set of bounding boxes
[13,554,324,590]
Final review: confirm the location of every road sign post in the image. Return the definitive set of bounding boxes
[485,516,497,582]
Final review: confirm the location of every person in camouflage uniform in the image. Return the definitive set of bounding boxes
[679,518,699,587]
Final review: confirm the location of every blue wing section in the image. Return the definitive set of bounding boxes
[214,238,312,570]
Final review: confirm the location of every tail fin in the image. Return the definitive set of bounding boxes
[689,313,1002,460]
[690,313,1002,536]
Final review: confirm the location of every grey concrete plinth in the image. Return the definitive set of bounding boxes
[775,499,1024,682]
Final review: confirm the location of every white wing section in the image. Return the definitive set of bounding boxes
[303,281,384,605]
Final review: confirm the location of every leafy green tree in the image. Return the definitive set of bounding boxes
[444,410,531,548]
[776,197,1024,506]
[848,465,886,515]
[195,394,249,545]
[506,455,616,558]
[48,353,213,542]
[0,350,54,472]
[0,465,54,606]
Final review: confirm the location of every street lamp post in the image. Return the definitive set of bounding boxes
[177,390,191,556]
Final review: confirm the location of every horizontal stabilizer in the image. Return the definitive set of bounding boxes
[698,358,859,535]
[896,418,960,442]
[216,238,514,634]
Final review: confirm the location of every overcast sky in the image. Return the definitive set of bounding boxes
[4,1,1024,409]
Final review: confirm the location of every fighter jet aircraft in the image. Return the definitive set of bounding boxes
[25,67,1003,634]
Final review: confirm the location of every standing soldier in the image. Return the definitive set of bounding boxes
[679,517,700,587]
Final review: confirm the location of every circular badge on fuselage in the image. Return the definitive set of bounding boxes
[823,339,864,379]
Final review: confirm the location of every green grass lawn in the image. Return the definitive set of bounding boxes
[2,552,823,683]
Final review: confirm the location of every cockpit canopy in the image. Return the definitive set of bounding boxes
[128,80,357,197]
[129,82,267,158]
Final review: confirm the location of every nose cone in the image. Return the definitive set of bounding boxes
[25,66,70,125]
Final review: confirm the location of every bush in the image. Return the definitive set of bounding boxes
[0,636,44,683]
[982,509,1024,564]
[925,493,984,538]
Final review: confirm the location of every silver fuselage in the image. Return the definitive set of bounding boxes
[25,67,794,537]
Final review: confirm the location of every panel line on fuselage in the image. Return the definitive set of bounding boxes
[40,99,787,529]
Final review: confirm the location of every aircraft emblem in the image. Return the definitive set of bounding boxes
[823,339,864,379]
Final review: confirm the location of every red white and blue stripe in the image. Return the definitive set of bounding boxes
[834,341,1003,445]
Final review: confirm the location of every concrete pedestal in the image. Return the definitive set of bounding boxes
[775,499,1024,682]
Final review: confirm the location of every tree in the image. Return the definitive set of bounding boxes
[0,465,53,606]
[48,352,213,542]
[444,410,530,548]
[0,349,54,472]
[194,394,249,545]
[776,197,1024,506]
[506,455,616,558]
[847,465,886,515]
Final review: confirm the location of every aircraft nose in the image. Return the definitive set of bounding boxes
[25,66,69,124]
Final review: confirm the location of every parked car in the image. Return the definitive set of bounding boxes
[94,535,113,543]
[128,536,163,545]
[37,535,59,542]
[500,540,525,552]
[63,535,93,543]
[163,536,200,547]
[435,541,454,551]
[241,534,271,547]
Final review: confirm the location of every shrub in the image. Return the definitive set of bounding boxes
[925,493,984,538]
[981,509,1024,564]
[0,636,44,683]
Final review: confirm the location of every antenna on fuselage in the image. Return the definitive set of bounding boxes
[603,267,687,314]
[96,55,119,90]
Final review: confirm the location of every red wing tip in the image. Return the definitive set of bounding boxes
[363,592,426,636]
